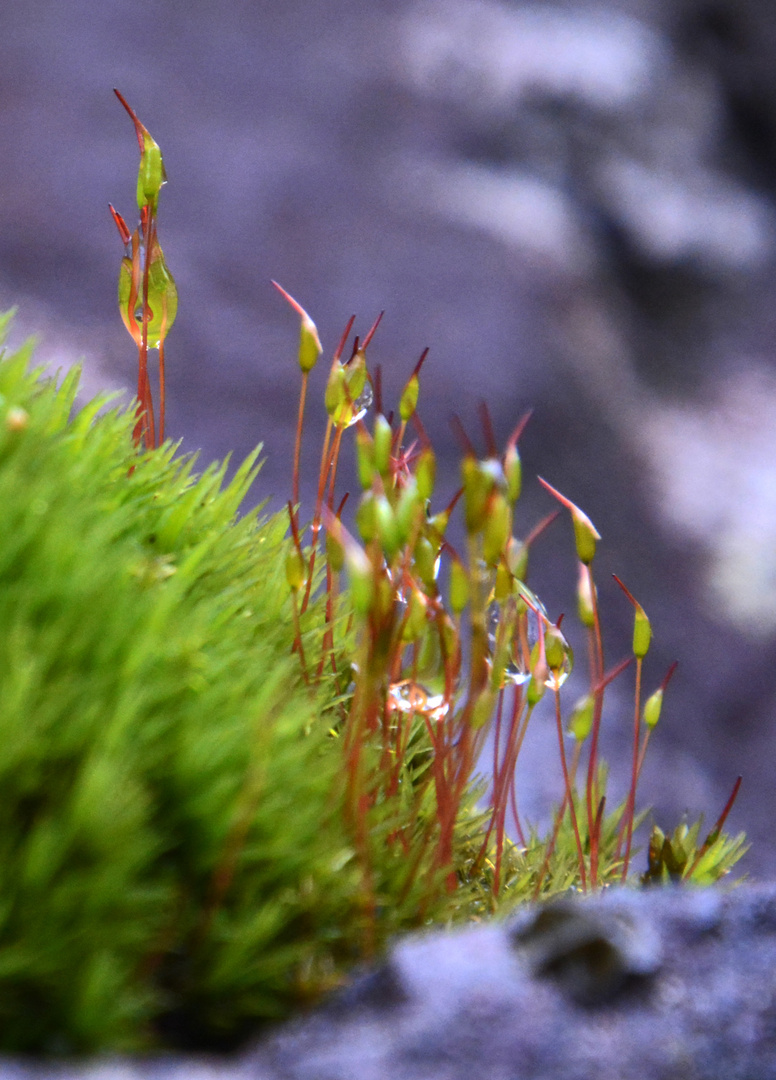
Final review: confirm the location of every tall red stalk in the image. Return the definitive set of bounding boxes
[554,684,588,890]
[620,654,643,880]
[583,563,605,844]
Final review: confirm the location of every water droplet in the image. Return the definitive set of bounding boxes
[543,626,574,689]
[544,666,571,690]
[343,383,373,428]
[543,642,573,690]
[504,663,531,687]
[488,599,539,687]
[487,600,501,654]
[388,680,449,720]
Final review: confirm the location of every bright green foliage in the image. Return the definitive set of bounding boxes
[492,792,651,903]
[642,818,749,886]
[0,322,355,1053]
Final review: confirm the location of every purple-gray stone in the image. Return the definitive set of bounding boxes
[14,881,776,1080]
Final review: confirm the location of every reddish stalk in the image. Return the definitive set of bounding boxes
[158,326,167,444]
[635,727,652,785]
[300,419,333,616]
[554,683,588,890]
[475,686,530,881]
[139,206,156,450]
[326,425,345,510]
[590,795,606,888]
[492,690,531,892]
[531,657,630,900]
[318,493,349,681]
[508,771,527,847]
[300,315,355,615]
[684,775,743,879]
[532,793,569,901]
[489,690,507,893]
[491,688,505,817]
[435,679,489,894]
[286,504,310,683]
[431,532,492,885]
[291,592,309,684]
[523,509,561,551]
[271,281,321,507]
[114,91,165,450]
[583,563,605,844]
[621,660,679,855]
[619,654,643,880]
[293,371,309,508]
[567,739,583,795]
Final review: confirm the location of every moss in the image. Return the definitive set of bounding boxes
[0,89,748,1054]
[0,325,354,1052]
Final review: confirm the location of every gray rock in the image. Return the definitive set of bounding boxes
[249,883,774,1079]
[15,882,776,1079]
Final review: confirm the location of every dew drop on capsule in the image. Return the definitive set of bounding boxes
[344,383,374,428]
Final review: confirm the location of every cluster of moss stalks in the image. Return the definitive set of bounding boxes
[0,316,501,1054]
[0,309,747,1056]
[0,319,347,1052]
[0,94,746,1056]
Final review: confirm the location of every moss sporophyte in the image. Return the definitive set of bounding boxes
[110,89,177,450]
[0,93,748,1054]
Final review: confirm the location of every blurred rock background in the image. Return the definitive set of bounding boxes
[2,0,776,873]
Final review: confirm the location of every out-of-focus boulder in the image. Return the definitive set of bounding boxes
[12,883,776,1079]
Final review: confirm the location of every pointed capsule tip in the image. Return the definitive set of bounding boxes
[450,414,476,457]
[333,314,357,364]
[108,204,131,245]
[361,310,384,351]
[412,346,430,378]
[507,410,533,450]
[661,660,679,692]
[113,88,145,152]
[613,573,640,609]
[271,279,307,319]
[477,401,497,457]
[537,476,570,507]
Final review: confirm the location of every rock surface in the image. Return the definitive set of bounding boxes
[13,882,776,1079]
